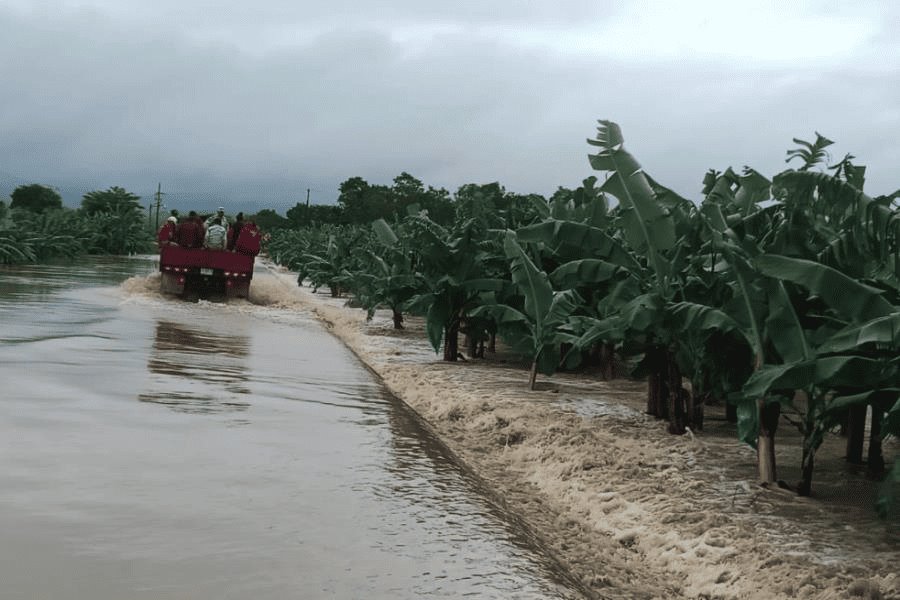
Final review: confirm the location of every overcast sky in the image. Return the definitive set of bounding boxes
[1,0,897,212]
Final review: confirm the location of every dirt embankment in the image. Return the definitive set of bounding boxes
[256,268,899,600]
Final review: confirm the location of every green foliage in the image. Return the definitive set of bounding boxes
[10,183,62,213]
[286,203,345,227]
[337,177,393,224]
[83,204,153,255]
[0,204,152,264]
[471,232,581,387]
[264,122,899,513]
[404,214,506,358]
[342,219,422,325]
[81,186,142,216]
[249,209,290,231]
[332,173,456,226]
[588,120,676,289]
[785,132,834,171]
[285,225,371,295]
[549,176,608,227]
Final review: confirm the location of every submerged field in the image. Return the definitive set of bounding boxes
[245,263,899,600]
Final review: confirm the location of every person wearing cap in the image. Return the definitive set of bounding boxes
[157,215,178,249]
[205,206,228,229]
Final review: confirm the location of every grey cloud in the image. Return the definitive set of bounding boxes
[40,0,627,29]
[1,4,897,213]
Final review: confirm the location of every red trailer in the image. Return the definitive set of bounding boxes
[159,246,255,299]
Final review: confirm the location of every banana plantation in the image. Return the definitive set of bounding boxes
[267,121,900,513]
[0,191,152,264]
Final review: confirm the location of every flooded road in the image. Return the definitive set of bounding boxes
[0,257,583,600]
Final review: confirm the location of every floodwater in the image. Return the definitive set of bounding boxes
[0,256,583,600]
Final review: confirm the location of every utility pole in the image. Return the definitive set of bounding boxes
[306,188,311,224]
[153,183,164,231]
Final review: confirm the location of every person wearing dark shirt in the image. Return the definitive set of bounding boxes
[175,211,204,248]
[157,216,178,248]
[227,212,245,251]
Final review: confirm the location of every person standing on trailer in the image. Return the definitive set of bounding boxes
[227,212,245,251]
[206,206,228,230]
[176,210,204,248]
[204,217,227,250]
[157,215,178,248]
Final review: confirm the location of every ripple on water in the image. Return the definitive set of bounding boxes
[0,257,586,599]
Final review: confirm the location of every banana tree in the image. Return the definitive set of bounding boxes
[735,254,898,495]
[548,176,609,227]
[404,214,506,361]
[515,213,639,377]
[301,226,370,297]
[470,231,587,389]
[578,120,706,433]
[346,219,423,328]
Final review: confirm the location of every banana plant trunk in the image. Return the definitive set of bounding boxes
[797,390,817,496]
[647,372,663,416]
[666,349,686,435]
[757,400,780,485]
[646,346,668,418]
[392,309,404,329]
[845,404,867,464]
[799,442,815,497]
[726,402,738,423]
[464,327,478,358]
[529,360,538,390]
[599,342,614,380]
[442,320,459,362]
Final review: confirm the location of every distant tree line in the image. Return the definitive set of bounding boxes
[0,173,579,262]
[252,171,572,232]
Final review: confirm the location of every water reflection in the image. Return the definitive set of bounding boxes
[139,320,252,414]
[151,319,250,358]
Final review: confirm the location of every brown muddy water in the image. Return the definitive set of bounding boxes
[0,256,584,600]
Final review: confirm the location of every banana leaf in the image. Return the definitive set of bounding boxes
[616,292,665,334]
[549,259,620,289]
[372,218,399,246]
[424,293,451,353]
[764,280,812,363]
[588,120,675,285]
[515,219,639,270]
[561,315,623,368]
[816,312,900,354]
[733,168,772,216]
[826,388,900,415]
[504,231,552,327]
[669,302,746,339]
[739,356,896,401]
[470,233,585,381]
[755,254,895,322]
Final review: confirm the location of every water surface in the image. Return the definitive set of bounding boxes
[0,257,583,599]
